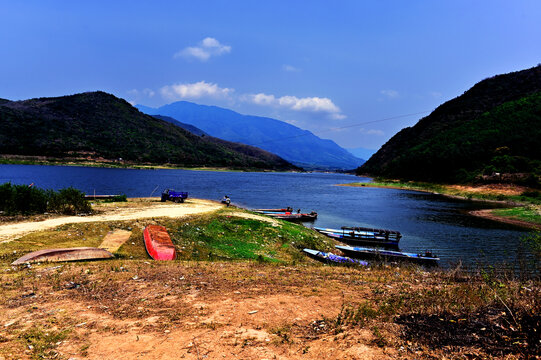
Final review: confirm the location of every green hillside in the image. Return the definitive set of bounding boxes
[358,65,541,185]
[0,92,297,170]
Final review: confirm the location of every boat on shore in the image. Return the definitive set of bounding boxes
[303,248,368,266]
[314,226,401,247]
[12,247,114,265]
[143,225,176,260]
[335,245,439,266]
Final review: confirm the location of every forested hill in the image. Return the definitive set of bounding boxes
[358,65,541,184]
[0,92,297,170]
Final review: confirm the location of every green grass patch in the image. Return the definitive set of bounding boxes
[162,211,333,264]
[20,326,69,360]
[492,207,541,225]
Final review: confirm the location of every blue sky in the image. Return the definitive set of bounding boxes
[1,1,540,150]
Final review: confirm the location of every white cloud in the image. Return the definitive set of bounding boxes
[160,81,234,100]
[380,89,399,99]
[282,64,300,72]
[248,93,276,105]
[429,91,442,98]
[243,92,344,119]
[174,37,231,61]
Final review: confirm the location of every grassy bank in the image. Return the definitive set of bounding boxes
[491,207,541,227]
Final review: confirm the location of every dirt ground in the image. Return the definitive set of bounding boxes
[0,261,414,360]
[0,198,222,244]
[447,184,529,196]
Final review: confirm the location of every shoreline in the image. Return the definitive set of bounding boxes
[341,181,541,231]
[0,157,300,173]
[469,209,541,231]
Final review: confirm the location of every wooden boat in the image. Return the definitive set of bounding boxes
[143,225,176,260]
[335,245,439,266]
[314,226,401,247]
[253,207,293,213]
[267,211,318,221]
[303,248,368,266]
[11,247,114,265]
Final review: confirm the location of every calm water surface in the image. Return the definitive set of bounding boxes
[0,164,532,268]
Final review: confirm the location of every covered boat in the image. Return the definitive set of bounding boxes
[143,225,176,260]
[314,226,401,247]
[335,245,439,266]
[12,247,114,265]
[303,248,368,266]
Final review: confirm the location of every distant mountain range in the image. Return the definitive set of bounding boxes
[137,102,364,170]
[358,65,541,184]
[0,92,297,171]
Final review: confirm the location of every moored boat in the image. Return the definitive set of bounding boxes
[267,211,318,221]
[12,247,114,265]
[303,248,368,266]
[143,225,176,260]
[253,207,293,213]
[335,245,439,265]
[314,226,401,247]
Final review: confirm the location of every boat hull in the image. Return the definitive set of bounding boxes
[143,225,176,260]
[320,231,399,248]
[267,213,317,221]
[303,248,368,266]
[335,245,439,266]
[314,227,400,247]
[12,247,114,265]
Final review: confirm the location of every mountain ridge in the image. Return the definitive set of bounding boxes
[137,101,364,170]
[357,65,541,184]
[0,91,297,171]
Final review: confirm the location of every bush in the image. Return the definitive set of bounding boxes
[49,187,92,215]
[0,183,91,216]
[102,194,127,203]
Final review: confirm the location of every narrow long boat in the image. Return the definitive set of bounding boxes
[267,212,318,221]
[12,247,114,265]
[143,225,176,260]
[314,226,401,247]
[303,248,368,266]
[253,207,292,213]
[335,245,439,266]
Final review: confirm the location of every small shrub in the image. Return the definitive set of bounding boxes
[103,194,128,202]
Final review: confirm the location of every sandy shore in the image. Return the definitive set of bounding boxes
[0,198,222,243]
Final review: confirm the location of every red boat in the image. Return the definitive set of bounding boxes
[143,225,176,260]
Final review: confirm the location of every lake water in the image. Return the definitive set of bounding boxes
[0,164,533,269]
